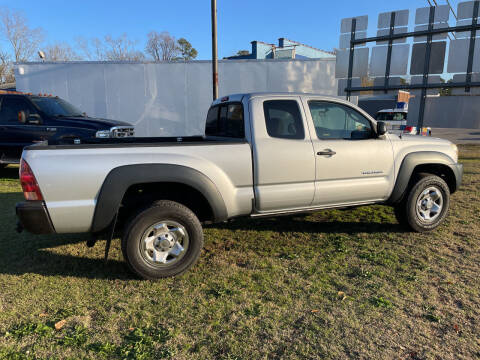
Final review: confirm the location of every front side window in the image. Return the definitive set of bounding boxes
[309,101,373,140]
[0,97,38,124]
[263,100,304,140]
[205,103,244,138]
[30,97,84,117]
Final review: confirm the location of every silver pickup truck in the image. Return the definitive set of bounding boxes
[16,93,463,279]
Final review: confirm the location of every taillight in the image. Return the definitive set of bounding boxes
[404,126,414,134]
[20,160,43,201]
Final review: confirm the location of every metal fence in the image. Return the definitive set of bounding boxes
[337,1,480,131]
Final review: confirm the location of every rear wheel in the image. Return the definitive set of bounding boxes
[122,200,203,279]
[394,174,450,232]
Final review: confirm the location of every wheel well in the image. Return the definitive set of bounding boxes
[411,164,457,193]
[119,182,215,225]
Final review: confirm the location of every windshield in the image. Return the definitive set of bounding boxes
[30,97,84,117]
[376,112,407,121]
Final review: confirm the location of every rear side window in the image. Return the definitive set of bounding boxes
[205,103,244,138]
[263,100,304,140]
[0,97,37,124]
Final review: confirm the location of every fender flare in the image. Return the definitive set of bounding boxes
[387,151,462,204]
[90,164,228,233]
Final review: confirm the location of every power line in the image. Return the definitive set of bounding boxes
[425,0,454,40]
[446,0,458,20]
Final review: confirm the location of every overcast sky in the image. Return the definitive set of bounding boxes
[0,0,463,60]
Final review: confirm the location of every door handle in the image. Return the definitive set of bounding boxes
[317,149,336,156]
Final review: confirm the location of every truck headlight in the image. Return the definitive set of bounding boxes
[95,130,111,138]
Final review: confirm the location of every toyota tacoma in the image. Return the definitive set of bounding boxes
[15,93,463,279]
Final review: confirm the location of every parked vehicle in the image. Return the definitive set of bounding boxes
[16,93,463,279]
[376,107,431,136]
[0,91,134,165]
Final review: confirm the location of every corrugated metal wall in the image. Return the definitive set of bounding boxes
[15,58,337,137]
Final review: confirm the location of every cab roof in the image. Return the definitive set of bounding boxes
[211,92,346,106]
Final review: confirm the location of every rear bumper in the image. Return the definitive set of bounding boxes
[449,163,463,193]
[16,201,55,234]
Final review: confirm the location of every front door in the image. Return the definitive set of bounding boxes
[0,96,50,161]
[303,99,394,207]
[251,97,316,212]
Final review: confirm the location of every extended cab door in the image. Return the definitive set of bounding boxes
[303,98,394,206]
[250,96,316,212]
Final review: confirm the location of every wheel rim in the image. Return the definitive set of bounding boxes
[415,186,444,223]
[139,220,189,268]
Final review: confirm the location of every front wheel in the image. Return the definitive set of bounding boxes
[122,200,204,279]
[394,174,450,232]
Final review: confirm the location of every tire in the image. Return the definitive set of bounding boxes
[122,200,204,279]
[397,174,450,232]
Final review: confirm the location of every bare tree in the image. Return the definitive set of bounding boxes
[0,50,14,83]
[43,42,82,61]
[103,34,144,61]
[76,34,144,61]
[0,8,43,62]
[146,31,179,61]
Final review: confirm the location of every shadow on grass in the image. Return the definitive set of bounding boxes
[0,165,20,180]
[0,190,403,280]
[0,192,135,280]
[209,212,405,235]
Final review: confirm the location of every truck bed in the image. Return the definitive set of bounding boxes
[27,136,245,150]
[22,137,254,233]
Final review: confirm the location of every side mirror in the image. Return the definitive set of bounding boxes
[27,114,42,125]
[377,121,387,136]
[18,110,26,124]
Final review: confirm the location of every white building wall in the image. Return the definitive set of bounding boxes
[15,58,337,137]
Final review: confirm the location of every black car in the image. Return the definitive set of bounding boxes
[0,92,134,165]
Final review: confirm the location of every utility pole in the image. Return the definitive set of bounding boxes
[211,0,219,100]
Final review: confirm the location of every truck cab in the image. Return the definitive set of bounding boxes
[0,91,134,165]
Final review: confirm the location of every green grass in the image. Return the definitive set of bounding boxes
[0,145,479,359]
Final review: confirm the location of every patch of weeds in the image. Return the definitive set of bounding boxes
[205,284,237,298]
[219,355,243,360]
[348,266,372,279]
[423,313,440,323]
[119,325,173,360]
[405,273,418,282]
[5,322,54,339]
[370,296,394,309]
[422,305,440,323]
[244,303,262,317]
[88,342,118,358]
[58,325,89,347]
[278,252,299,260]
[0,347,35,360]
[332,235,349,253]
[53,307,78,321]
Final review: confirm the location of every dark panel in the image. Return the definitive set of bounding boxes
[410,41,447,75]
